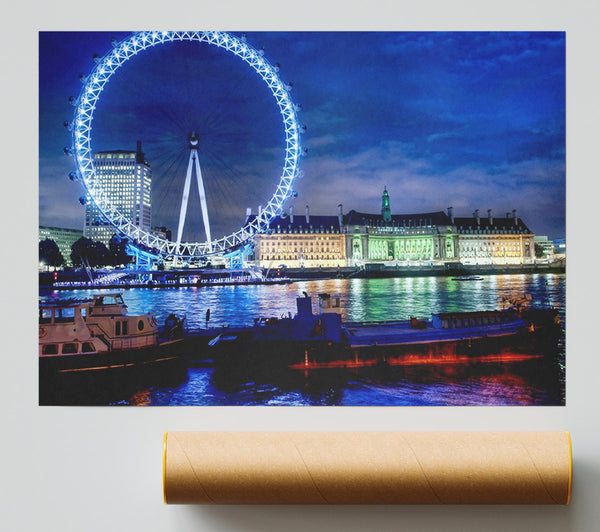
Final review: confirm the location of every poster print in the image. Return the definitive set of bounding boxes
[39,31,565,406]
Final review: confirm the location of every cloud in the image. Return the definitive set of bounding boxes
[39,156,86,231]
[38,32,565,240]
[292,140,564,237]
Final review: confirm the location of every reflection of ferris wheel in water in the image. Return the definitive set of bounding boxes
[68,31,303,260]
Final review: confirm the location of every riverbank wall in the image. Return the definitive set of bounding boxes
[279,262,565,280]
[40,262,565,288]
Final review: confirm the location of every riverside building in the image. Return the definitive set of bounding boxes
[84,141,152,247]
[453,208,535,265]
[248,188,535,268]
[249,205,345,268]
[343,208,457,266]
[38,226,83,267]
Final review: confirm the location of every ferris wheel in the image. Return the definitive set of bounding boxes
[67,31,303,260]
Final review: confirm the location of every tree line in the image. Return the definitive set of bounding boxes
[39,236,133,269]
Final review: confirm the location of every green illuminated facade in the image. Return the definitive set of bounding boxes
[344,188,458,265]
[381,186,392,222]
[345,213,457,265]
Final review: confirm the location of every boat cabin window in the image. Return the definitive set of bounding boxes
[81,342,95,353]
[115,320,128,336]
[42,344,58,355]
[39,308,53,324]
[55,307,75,323]
[62,343,78,354]
[95,294,125,306]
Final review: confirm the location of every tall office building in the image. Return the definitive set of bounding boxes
[84,141,152,247]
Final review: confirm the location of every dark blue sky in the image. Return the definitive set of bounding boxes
[39,31,565,240]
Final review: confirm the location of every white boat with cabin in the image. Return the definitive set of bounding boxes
[39,293,185,373]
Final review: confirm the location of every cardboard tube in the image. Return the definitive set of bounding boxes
[163,431,572,505]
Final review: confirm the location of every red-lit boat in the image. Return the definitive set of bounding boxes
[207,294,562,372]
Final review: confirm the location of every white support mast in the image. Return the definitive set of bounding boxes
[176,132,212,253]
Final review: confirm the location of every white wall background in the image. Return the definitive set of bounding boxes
[3,1,599,530]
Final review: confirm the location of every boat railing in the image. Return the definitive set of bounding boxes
[345,319,527,346]
[343,319,413,328]
[87,322,113,343]
[92,332,112,350]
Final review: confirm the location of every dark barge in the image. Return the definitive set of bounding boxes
[204,294,562,373]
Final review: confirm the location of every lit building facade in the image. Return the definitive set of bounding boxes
[84,141,151,247]
[248,189,536,269]
[534,235,556,261]
[250,206,345,268]
[39,226,83,267]
[454,209,535,265]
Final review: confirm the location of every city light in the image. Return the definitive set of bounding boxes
[69,31,303,261]
[37,33,567,408]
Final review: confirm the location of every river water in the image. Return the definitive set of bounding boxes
[40,273,566,406]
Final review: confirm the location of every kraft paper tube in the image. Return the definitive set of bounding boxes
[163,431,572,505]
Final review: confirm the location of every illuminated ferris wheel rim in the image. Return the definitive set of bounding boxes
[70,30,302,258]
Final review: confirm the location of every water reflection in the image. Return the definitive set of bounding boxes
[125,354,563,406]
[40,274,566,406]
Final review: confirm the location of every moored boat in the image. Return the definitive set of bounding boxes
[39,293,186,402]
[206,294,562,373]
